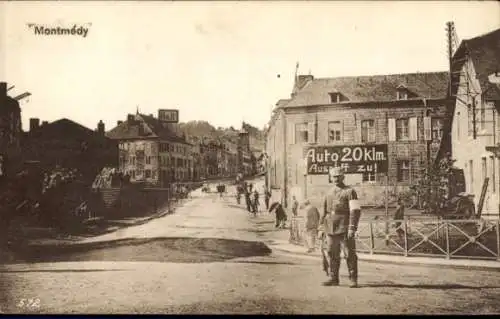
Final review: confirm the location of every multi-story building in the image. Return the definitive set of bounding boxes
[237,128,255,177]
[450,28,500,217]
[266,72,451,208]
[107,111,192,187]
[265,99,290,197]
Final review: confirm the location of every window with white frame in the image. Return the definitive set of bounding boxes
[431,118,444,140]
[396,118,409,141]
[295,123,308,143]
[361,119,375,143]
[328,121,342,143]
[329,93,340,103]
[397,160,410,182]
[397,90,408,100]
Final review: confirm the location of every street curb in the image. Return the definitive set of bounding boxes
[269,244,500,272]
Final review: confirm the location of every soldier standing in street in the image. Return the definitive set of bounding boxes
[320,167,361,288]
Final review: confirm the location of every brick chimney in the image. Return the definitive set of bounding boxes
[97,120,105,135]
[117,120,123,126]
[29,118,40,131]
[0,82,6,98]
[127,114,135,123]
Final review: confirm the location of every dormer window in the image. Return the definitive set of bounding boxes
[329,92,341,103]
[396,85,408,100]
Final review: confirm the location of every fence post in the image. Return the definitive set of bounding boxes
[369,221,374,254]
[403,217,408,257]
[445,220,450,259]
[385,174,389,246]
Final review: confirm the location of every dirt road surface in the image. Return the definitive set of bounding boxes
[1,180,500,314]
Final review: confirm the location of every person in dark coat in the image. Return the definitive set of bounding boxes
[264,188,271,210]
[393,197,405,239]
[252,189,260,213]
[245,189,252,212]
[269,201,287,228]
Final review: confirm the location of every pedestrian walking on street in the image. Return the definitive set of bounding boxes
[303,199,320,253]
[245,189,252,213]
[264,188,271,210]
[393,197,405,239]
[320,167,361,288]
[291,196,299,217]
[252,189,260,214]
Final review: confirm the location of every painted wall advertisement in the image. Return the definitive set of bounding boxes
[305,144,388,175]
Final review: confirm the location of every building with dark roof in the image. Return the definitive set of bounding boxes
[450,28,500,217]
[266,71,452,208]
[106,111,193,186]
[21,118,118,185]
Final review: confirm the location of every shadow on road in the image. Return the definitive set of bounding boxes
[3,237,272,264]
[228,260,297,266]
[360,282,500,289]
[0,269,128,273]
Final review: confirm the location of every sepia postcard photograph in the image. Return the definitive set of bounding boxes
[1,0,500,314]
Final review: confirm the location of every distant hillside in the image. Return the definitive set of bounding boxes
[177,121,265,151]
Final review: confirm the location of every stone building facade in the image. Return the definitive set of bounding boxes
[266,72,451,208]
[107,112,192,187]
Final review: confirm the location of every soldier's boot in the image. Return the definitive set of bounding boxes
[348,265,358,288]
[322,260,340,286]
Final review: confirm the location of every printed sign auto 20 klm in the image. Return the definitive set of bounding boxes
[305,144,388,175]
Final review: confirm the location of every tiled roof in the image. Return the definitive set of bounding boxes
[452,28,500,100]
[26,118,106,141]
[106,113,191,145]
[285,71,449,108]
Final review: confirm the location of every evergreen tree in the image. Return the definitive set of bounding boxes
[410,154,456,214]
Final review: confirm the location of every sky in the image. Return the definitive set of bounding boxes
[2,1,500,132]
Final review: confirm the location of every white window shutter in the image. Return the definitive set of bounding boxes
[409,117,418,141]
[388,118,396,142]
[356,121,362,143]
[308,122,315,143]
[424,116,432,141]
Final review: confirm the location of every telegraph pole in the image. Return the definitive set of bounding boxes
[446,21,454,97]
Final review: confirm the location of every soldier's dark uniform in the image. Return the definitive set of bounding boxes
[321,170,361,287]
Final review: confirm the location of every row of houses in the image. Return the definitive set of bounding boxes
[106,111,257,186]
[265,27,500,216]
[0,87,258,187]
